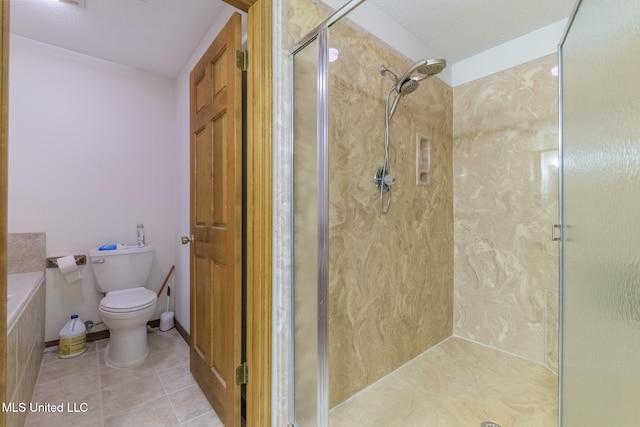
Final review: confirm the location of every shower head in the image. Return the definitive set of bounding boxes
[382,58,447,119]
[387,77,419,119]
[395,58,447,93]
[398,78,419,95]
[415,59,447,78]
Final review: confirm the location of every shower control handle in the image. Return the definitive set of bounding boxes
[181,235,194,245]
[374,167,395,193]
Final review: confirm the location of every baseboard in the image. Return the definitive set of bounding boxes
[174,318,190,346]
[45,319,163,348]
[44,330,107,348]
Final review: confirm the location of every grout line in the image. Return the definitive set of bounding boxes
[96,343,105,427]
[157,362,180,421]
[28,329,197,426]
[452,334,558,375]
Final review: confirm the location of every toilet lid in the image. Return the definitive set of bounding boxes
[100,287,156,313]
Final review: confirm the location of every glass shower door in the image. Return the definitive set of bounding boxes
[292,36,320,427]
[560,0,640,425]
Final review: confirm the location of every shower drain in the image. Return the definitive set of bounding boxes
[481,422,502,427]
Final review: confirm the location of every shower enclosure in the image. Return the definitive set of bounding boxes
[290,0,555,426]
[288,0,640,425]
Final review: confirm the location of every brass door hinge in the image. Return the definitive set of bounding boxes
[236,50,248,71]
[236,362,248,385]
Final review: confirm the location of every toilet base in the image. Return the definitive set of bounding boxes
[99,296,156,369]
[105,342,149,369]
[104,324,150,368]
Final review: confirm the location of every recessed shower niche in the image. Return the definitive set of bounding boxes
[416,134,431,185]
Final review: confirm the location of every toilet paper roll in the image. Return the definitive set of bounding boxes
[57,255,82,283]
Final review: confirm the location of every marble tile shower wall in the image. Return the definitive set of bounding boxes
[453,54,559,373]
[327,19,454,407]
[287,0,454,407]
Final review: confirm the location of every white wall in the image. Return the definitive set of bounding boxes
[321,0,452,84]
[9,2,244,341]
[172,4,242,334]
[452,20,567,86]
[8,35,178,341]
[321,0,567,87]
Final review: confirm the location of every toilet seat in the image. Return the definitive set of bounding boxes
[100,287,156,313]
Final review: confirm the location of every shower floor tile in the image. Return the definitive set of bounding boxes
[24,328,220,427]
[329,336,558,427]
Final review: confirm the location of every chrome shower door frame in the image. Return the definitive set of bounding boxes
[289,1,366,426]
[557,1,583,423]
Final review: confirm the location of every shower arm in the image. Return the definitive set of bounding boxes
[380,65,401,84]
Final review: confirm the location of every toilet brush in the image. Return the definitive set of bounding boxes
[159,286,175,331]
[157,265,175,298]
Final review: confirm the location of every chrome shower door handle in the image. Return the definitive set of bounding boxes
[181,235,194,245]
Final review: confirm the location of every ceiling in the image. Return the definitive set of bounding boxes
[368,0,575,63]
[10,0,576,79]
[10,0,230,78]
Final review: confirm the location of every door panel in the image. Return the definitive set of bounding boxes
[560,0,640,425]
[189,12,243,427]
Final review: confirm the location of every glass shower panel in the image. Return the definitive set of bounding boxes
[293,37,319,427]
[561,0,640,425]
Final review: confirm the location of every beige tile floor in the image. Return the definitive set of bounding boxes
[25,332,556,427]
[24,328,222,427]
[330,336,558,427]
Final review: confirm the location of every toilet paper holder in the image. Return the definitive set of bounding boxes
[46,255,87,269]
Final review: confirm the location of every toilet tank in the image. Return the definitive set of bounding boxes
[89,245,154,293]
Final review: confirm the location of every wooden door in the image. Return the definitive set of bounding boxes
[0,3,9,426]
[189,12,242,427]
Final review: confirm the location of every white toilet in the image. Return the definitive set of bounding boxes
[89,244,157,368]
